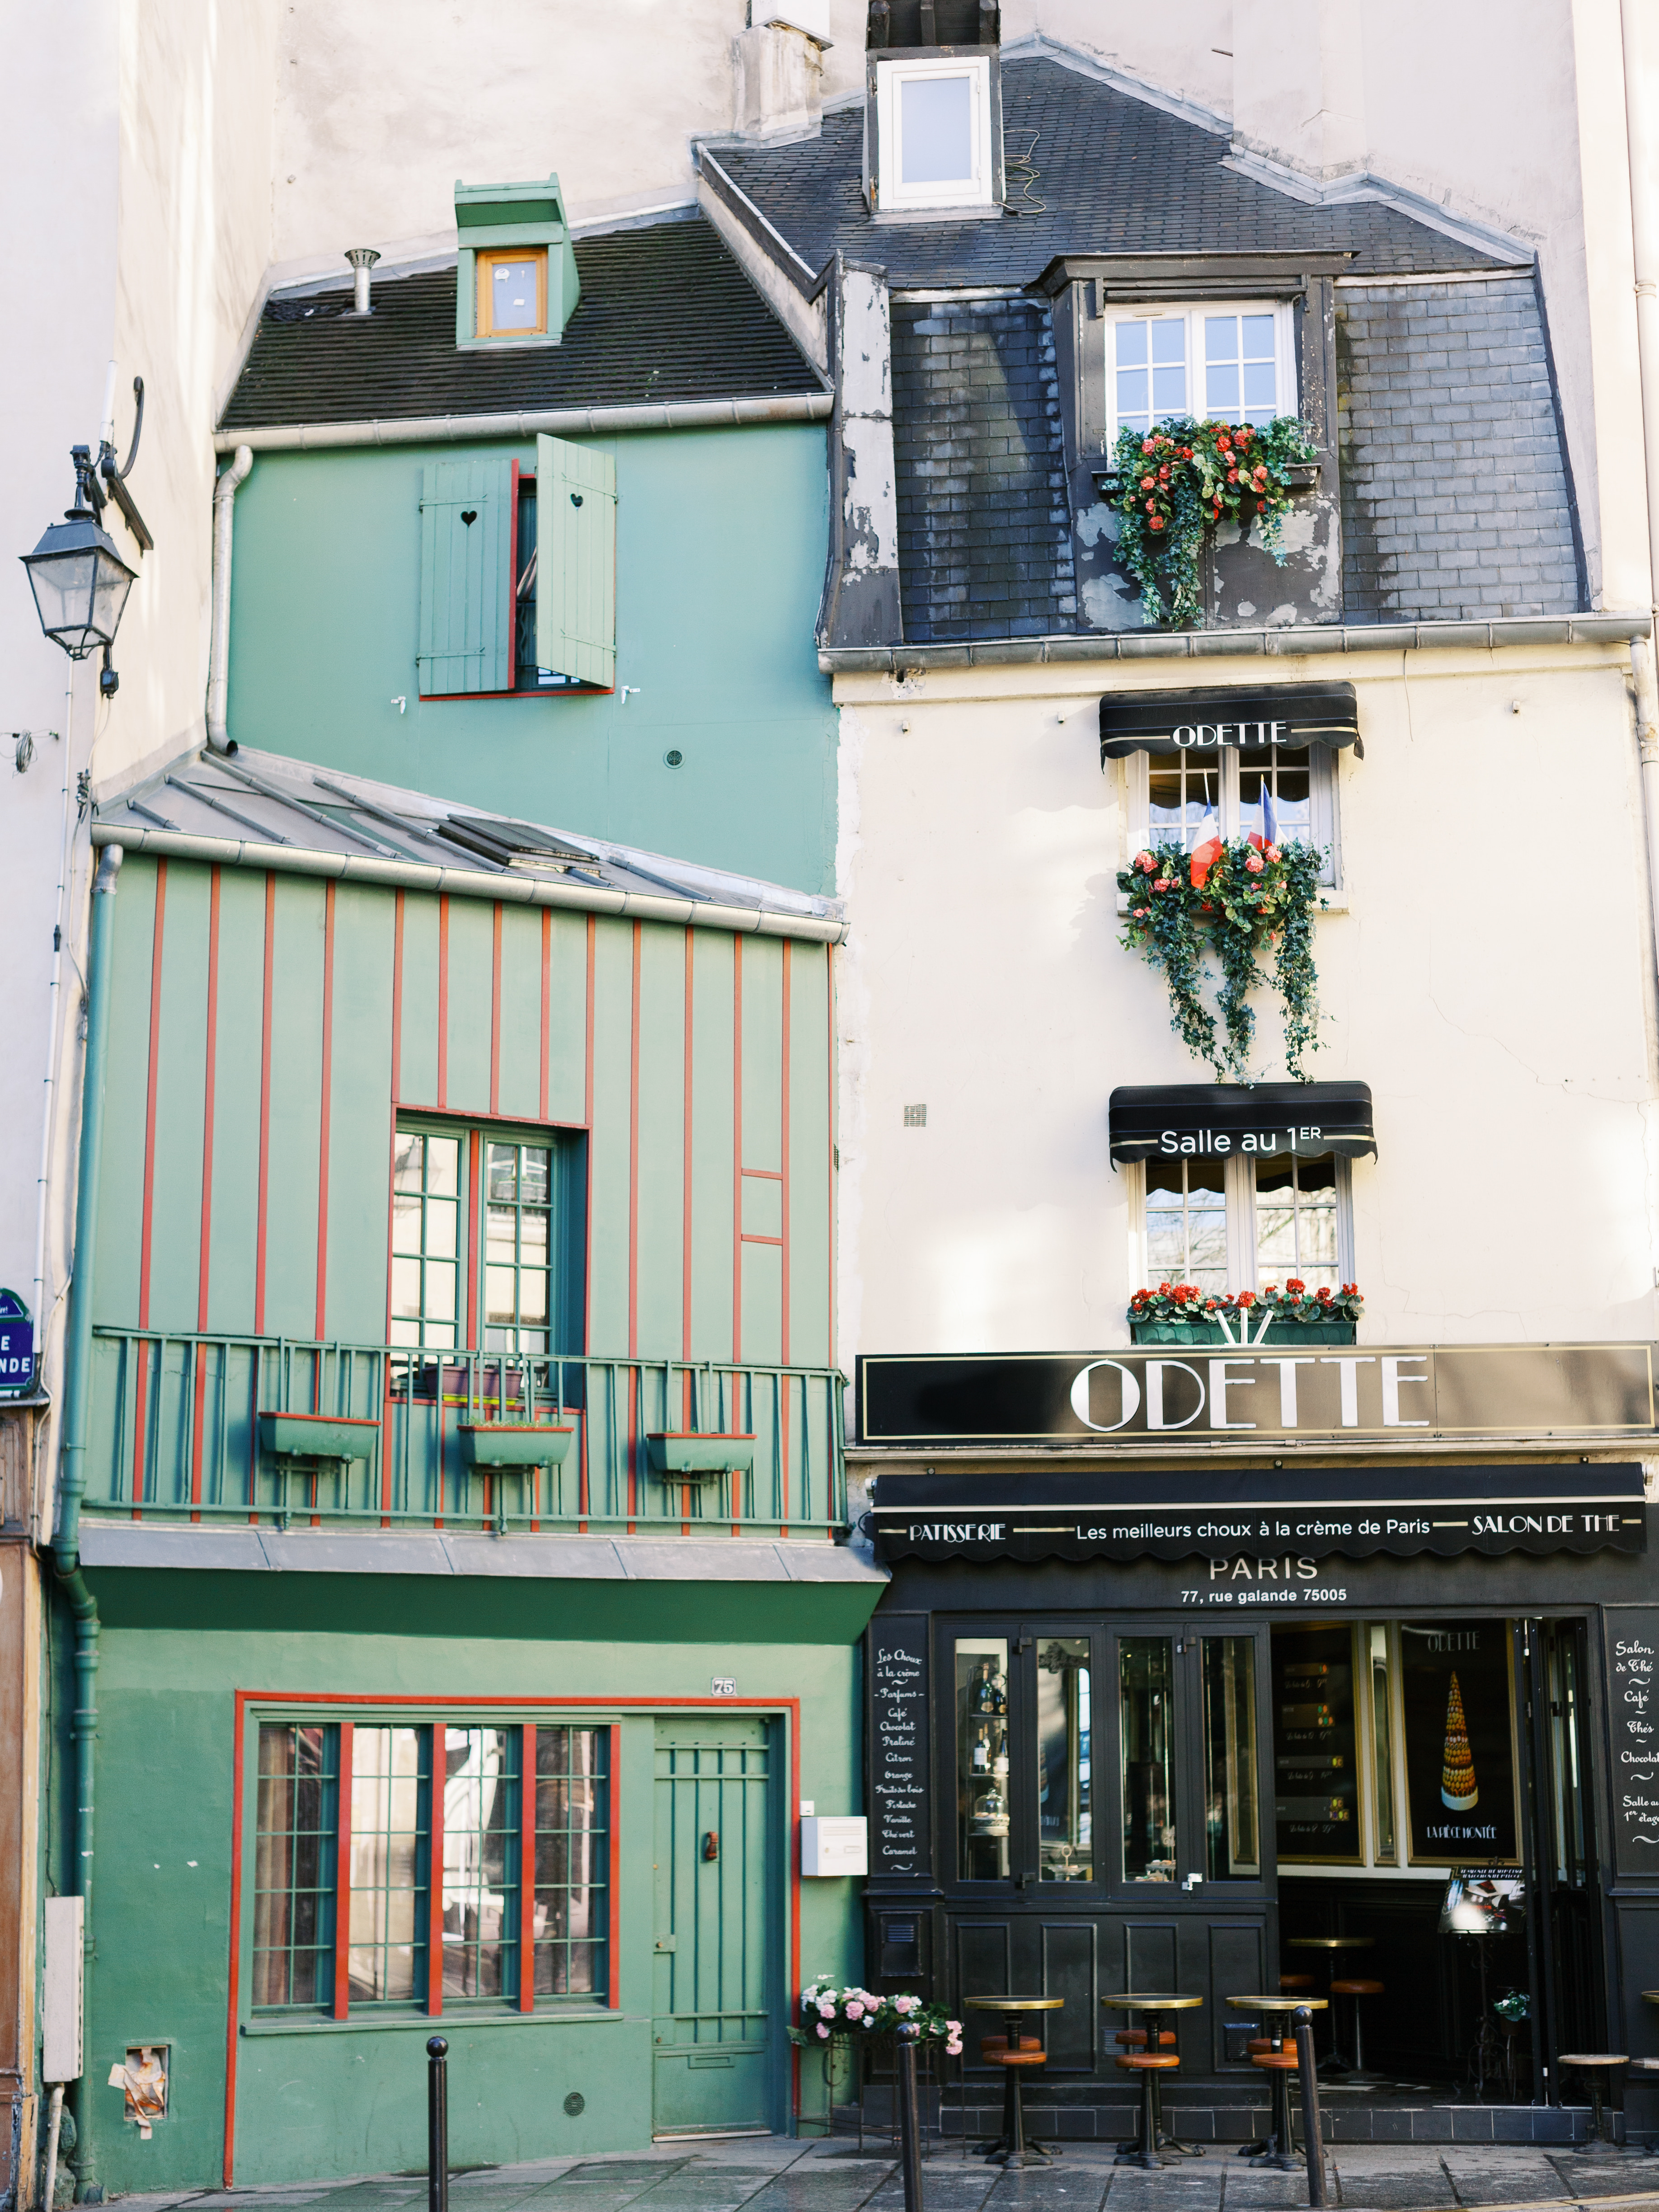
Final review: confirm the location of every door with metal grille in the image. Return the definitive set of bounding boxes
[652,1718,780,2136]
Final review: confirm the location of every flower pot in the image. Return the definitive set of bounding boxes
[645,1432,757,1479]
[1129,1318,1357,1347]
[456,1423,575,1468]
[258,1410,380,1462]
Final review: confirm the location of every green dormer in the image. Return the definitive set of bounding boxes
[454,174,580,349]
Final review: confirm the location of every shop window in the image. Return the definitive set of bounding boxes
[252,1723,339,2010]
[1107,303,1295,440]
[1120,1638,1176,1882]
[1202,1639,1260,1879]
[955,1639,1010,1879]
[1137,1149,1353,1299]
[250,1715,609,2019]
[1132,741,1339,888]
[390,1122,584,1357]
[1036,1638,1092,1880]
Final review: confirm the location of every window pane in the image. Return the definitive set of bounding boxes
[441,1728,519,2000]
[1152,363,1187,414]
[486,1209,518,1268]
[349,1726,428,2004]
[520,1150,550,1207]
[1254,1153,1339,1292]
[956,1640,1010,1880]
[1242,361,1277,411]
[1121,1639,1176,1881]
[533,1727,610,1997]
[1238,747,1311,849]
[424,1199,457,1261]
[1208,364,1240,413]
[1116,322,1149,367]
[390,1257,423,1322]
[253,1724,338,2010]
[1147,756,1219,852]
[1205,315,1238,362]
[1242,313,1276,357]
[426,1138,460,1198]
[1037,1639,1092,1880]
[489,257,541,332]
[393,1137,424,1193]
[1203,1640,1260,1877]
[488,1146,518,1203]
[485,1266,517,1325]
[423,1265,456,1323]
[899,74,973,184]
[1144,1158,1227,1296]
[1151,320,1185,365]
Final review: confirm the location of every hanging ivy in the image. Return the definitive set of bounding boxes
[1118,834,1326,1081]
[1109,415,1320,628]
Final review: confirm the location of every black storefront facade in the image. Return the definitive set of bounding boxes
[853,1339,1659,2146]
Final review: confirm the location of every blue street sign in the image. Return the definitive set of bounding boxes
[0,1290,36,1398]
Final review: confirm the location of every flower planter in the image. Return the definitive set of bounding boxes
[1130,1319,1356,1347]
[258,1410,380,1462]
[646,1432,757,1479]
[456,1423,575,1468]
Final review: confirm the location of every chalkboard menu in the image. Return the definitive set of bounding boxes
[1609,1609,1659,1877]
[869,1616,931,1878]
[1273,1622,1362,1862]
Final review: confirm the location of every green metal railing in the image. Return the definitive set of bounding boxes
[86,1329,847,1536]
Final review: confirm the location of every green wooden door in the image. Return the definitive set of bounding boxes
[652,1718,779,2136]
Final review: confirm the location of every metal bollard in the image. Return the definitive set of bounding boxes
[1293,2008,1328,2209]
[896,2022,925,2212]
[428,2035,450,2212]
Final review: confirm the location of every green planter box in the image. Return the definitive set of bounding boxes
[258,1410,380,1462]
[646,1432,757,1479]
[1130,1318,1357,1347]
[456,1423,575,1469]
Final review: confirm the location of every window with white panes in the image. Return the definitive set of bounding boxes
[874,56,996,212]
[1134,1150,1353,1297]
[1144,1158,1228,1296]
[1107,304,1295,441]
[1127,744,1339,885]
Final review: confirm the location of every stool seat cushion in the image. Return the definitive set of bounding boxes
[990,2051,1048,2067]
[1117,2052,1180,2071]
[1560,2054,1629,2067]
[1278,1974,1316,1990]
[982,2035,1043,2057]
[1330,1979,1385,1996]
[1251,2052,1301,2071]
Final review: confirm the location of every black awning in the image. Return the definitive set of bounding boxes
[1108,1081,1376,1165]
[1100,681,1361,761]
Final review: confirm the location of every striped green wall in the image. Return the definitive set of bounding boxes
[92,855,836,1367]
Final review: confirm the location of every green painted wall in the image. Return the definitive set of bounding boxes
[71,1581,869,2192]
[222,427,837,895]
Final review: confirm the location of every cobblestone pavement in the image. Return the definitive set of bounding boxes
[109,2135,1659,2212]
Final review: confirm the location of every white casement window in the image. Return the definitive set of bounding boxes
[1122,744,1340,887]
[1106,303,1296,440]
[874,56,996,213]
[1138,1151,1353,1297]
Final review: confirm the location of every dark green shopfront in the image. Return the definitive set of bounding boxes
[56,799,881,2196]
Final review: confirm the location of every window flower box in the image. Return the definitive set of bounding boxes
[258,1410,380,1464]
[646,1432,756,1479]
[1129,1317,1356,1348]
[1128,1279,1363,1348]
[456,1422,575,1468]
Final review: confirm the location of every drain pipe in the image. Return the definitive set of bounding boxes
[1620,7,1659,988]
[206,448,252,751]
[52,841,122,2203]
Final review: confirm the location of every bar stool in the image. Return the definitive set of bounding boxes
[966,1995,1064,2169]
[1116,2051,1181,2170]
[1329,1977,1386,2086]
[1561,2055,1631,2157]
[1250,2045,1303,2172]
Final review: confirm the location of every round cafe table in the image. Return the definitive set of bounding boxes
[1288,1937,1375,2071]
[1101,1994,1205,2159]
[965,1996,1064,2168]
[1227,1996,1329,2169]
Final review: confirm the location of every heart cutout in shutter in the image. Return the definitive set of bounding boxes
[570,493,583,508]
[461,509,478,526]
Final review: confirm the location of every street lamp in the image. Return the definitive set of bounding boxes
[21,448,138,692]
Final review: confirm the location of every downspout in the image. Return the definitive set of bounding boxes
[1621,4,1659,981]
[52,841,122,2203]
[206,447,252,751]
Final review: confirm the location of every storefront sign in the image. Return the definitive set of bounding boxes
[1607,1608,1659,1877]
[868,1616,931,1879]
[1100,681,1361,759]
[0,1291,35,1399]
[1400,1620,1518,1864]
[858,1343,1656,1445]
[1108,1082,1376,1165]
[867,1462,1645,1567]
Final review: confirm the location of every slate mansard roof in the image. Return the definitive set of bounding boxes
[220,216,824,433]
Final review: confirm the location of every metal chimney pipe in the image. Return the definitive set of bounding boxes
[345,247,381,314]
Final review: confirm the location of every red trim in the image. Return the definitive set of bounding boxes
[731,937,743,1367]
[490,903,503,1116]
[740,1235,783,1247]
[519,1723,536,2013]
[223,1687,247,2185]
[740,1167,782,1181]
[137,860,167,1329]
[391,889,405,1106]
[580,918,595,1530]
[509,458,521,682]
[315,881,336,1342]
[780,941,792,1368]
[628,922,641,1358]
[826,946,836,1396]
[334,1721,354,2019]
[539,910,551,1123]
[607,1724,622,2010]
[465,1133,480,1356]
[437,896,450,1109]
[254,875,275,1338]
[428,1721,446,2016]
[415,686,616,704]
[683,929,694,1361]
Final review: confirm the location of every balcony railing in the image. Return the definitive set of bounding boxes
[87,1329,847,1538]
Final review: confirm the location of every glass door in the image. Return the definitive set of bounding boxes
[1110,1626,1273,1901]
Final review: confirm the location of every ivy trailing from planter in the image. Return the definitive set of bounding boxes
[1110,416,1320,627]
[1118,834,1326,1080]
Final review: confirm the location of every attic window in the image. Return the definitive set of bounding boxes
[454,174,578,350]
[479,249,547,338]
[874,55,996,212]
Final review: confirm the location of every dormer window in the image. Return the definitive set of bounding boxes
[478,249,547,338]
[454,176,578,350]
[874,55,995,212]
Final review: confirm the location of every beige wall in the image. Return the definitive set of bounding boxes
[832,648,1659,1365]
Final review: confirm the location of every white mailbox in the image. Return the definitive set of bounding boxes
[43,1895,84,2083]
[801,1815,867,1877]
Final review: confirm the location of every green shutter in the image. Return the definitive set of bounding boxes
[535,434,617,688]
[417,460,514,695]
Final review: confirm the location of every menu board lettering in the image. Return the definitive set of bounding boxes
[1609,1609,1659,1876]
[869,1616,931,1878]
[1273,1623,1361,1862]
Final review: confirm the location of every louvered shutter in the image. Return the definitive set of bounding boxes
[417,460,514,695]
[535,434,617,687]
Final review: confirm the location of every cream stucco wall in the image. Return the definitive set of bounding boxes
[832,648,1659,1369]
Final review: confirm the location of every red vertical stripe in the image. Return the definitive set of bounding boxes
[826,945,836,1415]
[391,889,405,1106]
[223,1695,247,2186]
[490,902,503,1115]
[607,1724,622,2009]
[509,460,521,675]
[579,918,595,1531]
[437,896,450,1109]
[520,1724,537,2013]
[628,923,641,1358]
[334,1721,355,2020]
[428,1723,446,2016]
[315,881,336,1343]
[779,944,792,1535]
[682,930,694,1361]
[731,937,743,1364]
[254,875,276,1338]
[137,861,167,1329]
[539,909,551,1123]
[465,1134,480,1351]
